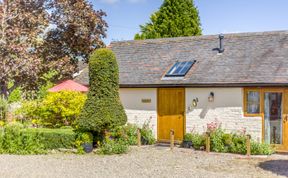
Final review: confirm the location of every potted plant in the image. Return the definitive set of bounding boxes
[80,132,93,153]
[182,133,193,148]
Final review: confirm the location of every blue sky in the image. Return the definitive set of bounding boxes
[89,0,288,44]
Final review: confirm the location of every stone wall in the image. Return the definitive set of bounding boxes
[119,88,157,137]
[186,88,262,142]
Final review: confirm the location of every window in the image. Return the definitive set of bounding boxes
[165,61,195,77]
[245,90,261,115]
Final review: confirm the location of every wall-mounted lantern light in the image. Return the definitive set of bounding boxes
[208,92,214,102]
[192,98,199,107]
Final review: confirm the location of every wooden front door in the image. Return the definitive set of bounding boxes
[157,88,185,142]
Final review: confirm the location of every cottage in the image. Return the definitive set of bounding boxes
[74,31,288,151]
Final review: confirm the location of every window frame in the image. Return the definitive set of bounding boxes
[165,61,195,77]
[243,88,262,117]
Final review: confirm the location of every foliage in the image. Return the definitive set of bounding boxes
[0,0,107,99]
[251,142,275,155]
[75,132,94,154]
[0,120,5,127]
[209,128,274,155]
[210,129,228,152]
[8,87,22,103]
[110,124,138,145]
[0,97,8,120]
[15,100,40,122]
[77,49,127,134]
[97,138,129,155]
[229,134,247,154]
[184,133,205,150]
[110,121,156,146]
[36,70,59,100]
[186,126,274,155]
[16,91,86,128]
[135,0,201,40]
[0,0,49,99]
[0,123,46,154]
[25,128,76,150]
[140,120,156,145]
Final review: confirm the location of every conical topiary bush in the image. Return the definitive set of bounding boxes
[77,48,127,134]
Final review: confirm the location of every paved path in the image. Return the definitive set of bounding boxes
[0,146,287,178]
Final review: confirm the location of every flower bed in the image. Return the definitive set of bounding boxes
[183,128,275,155]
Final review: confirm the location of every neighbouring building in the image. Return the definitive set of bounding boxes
[58,30,288,151]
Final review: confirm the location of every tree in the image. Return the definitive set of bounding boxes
[0,0,49,99]
[0,0,107,99]
[77,49,127,134]
[134,0,201,40]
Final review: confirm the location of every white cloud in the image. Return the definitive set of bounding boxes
[99,0,146,4]
[100,0,120,4]
[127,0,146,3]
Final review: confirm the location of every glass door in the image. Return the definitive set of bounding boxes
[264,92,283,145]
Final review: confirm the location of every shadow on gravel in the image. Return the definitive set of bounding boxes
[258,160,288,177]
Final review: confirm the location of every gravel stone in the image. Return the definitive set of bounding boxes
[0,146,287,178]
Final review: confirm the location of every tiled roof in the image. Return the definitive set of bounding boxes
[75,30,288,87]
[48,80,88,92]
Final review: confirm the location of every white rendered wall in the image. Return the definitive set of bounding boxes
[185,88,262,142]
[119,88,263,142]
[119,88,157,138]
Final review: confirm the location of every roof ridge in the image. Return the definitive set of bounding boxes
[110,30,288,46]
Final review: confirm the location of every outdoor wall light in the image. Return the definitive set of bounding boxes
[208,92,214,102]
[192,98,199,107]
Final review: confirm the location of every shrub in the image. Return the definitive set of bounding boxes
[183,133,205,150]
[140,120,156,145]
[110,122,156,146]
[77,49,127,134]
[229,134,247,154]
[0,123,46,154]
[75,132,93,154]
[251,142,275,155]
[39,91,86,127]
[110,124,138,145]
[16,91,86,128]
[25,128,76,150]
[208,128,274,155]
[97,138,129,155]
[210,129,227,152]
[15,100,40,122]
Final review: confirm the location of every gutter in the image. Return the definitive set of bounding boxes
[119,83,288,88]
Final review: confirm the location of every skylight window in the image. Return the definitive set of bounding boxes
[165,61,196,77]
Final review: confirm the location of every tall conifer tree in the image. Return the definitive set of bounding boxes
[135,0,201,40]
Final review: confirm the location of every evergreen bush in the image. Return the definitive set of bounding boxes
[77,49,127,134]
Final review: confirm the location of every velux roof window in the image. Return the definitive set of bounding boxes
[165,61,196,77]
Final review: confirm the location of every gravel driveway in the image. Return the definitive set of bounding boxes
[0,146,287,178]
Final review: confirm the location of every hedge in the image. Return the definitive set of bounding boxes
[24,128,76,150]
